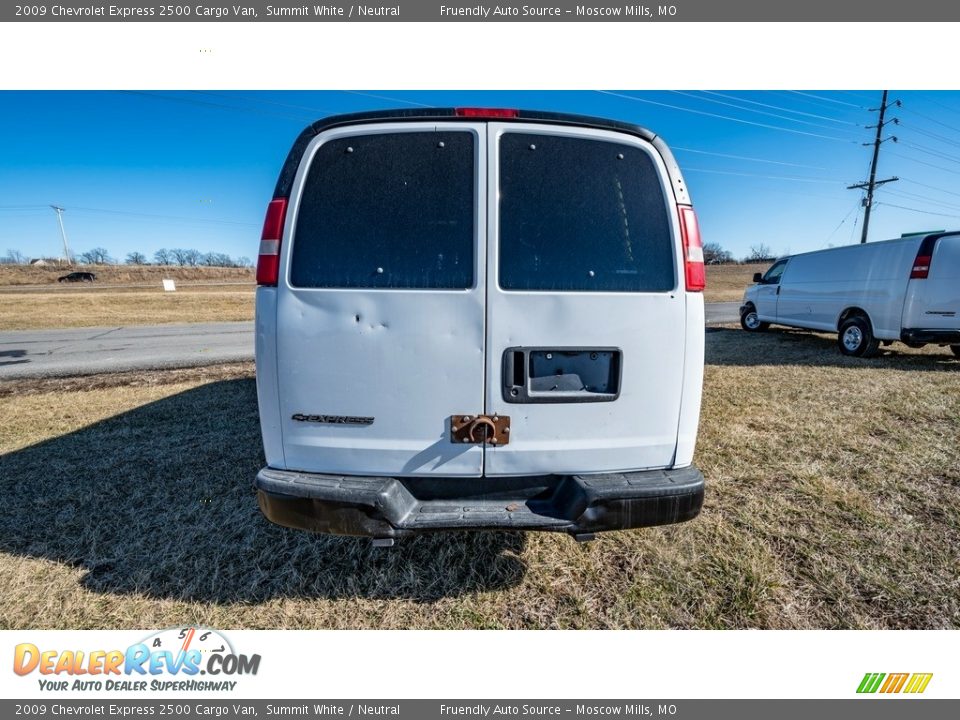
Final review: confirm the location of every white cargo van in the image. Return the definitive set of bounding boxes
[254,108,706,542]
[740,232,960,357]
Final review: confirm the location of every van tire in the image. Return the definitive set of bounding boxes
[740,306,769,332]
[838,316,880,358]
[951,345,960,358]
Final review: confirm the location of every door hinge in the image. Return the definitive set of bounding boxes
[450,414,511,445]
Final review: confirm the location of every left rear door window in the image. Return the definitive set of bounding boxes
[290,130,476,289]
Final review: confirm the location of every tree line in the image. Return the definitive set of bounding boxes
[2,247,252,268]
[702,242,776,265]
[7,243,774,268]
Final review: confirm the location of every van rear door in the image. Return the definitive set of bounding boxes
[275,123,487,477]
[903,232,960,333]
[484,124,687,476]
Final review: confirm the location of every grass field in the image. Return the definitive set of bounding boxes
[0,265,759,330]
[0,264,254,287]
[703,263,768,302]
[0,287,254,330]
[0,265,255,330]
[1,328,957,630]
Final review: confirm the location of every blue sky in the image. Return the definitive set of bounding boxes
[2,90,960,263]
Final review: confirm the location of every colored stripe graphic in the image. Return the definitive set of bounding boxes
[857,672,933,694]
[881,673,909,693]
[857,673,885,693]
[904,673,934,694]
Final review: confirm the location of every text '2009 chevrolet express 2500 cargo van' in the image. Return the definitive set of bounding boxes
[253,108,706,543]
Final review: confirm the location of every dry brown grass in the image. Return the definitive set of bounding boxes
[0,264,253,287]
[0,288,254,330]
[703,264,769,303]
[0,329,957,630]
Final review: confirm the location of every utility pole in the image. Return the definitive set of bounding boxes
[50,205,72,265]
[847,90,900,244]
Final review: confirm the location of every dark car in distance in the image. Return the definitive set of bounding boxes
[58,272,96,283]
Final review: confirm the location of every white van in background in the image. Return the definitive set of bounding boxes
[740,232,960,357]
[253,108,707,543]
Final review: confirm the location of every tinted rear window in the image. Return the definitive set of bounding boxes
[498,133,675,292]
[290,131,475,289]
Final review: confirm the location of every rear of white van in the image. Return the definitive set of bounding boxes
[253,109,706,541]
[901,232,960,348]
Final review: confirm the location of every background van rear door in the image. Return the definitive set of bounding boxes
[903,233,960,331]
[484,123,687,476]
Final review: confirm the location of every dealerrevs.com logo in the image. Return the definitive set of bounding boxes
[857,673,933,694]
[13,628,261,693]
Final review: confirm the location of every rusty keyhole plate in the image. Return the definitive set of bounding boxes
[450,414,511,446]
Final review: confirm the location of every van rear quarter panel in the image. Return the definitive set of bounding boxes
[777,240,917,338]
[255,286,285,469]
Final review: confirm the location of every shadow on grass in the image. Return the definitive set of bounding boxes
[0,378,526,603]
[706,326,960,371]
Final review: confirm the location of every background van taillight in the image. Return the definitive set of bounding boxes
[910,255,931,279]
[679,206,705,292]
[257,197,288,286]
[910,235,940,280]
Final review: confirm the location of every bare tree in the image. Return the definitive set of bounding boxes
[702,242,734,265]
[183,249,202,267]
[202,251,236,267]
[78,247,112,264]
[154,248,172,265]
[236,256,252,268]
[125,251,147,265]
[746,243,774,264]
[3,249,27,265]
[170,248,190,266]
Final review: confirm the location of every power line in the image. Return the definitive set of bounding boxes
[341,91,431,107]
[881,188,960,212]
[671,146,829,170]
[681,167,843,184]
[875,201,960,219]
[824,201,863,246]
[668,91,864,134]
[897,140,960,165]
[700,90,860,125]
[118,91,314,123]
[787,91,866,109]
[899,104,960,135]
[596,91,857,142]
[914,94,960,117]
[886,149,960,176]
[835,90,881,101]
[67,206,258,227]
[897,122,960,150]
[187,91,338,116]
[900,178,960,199]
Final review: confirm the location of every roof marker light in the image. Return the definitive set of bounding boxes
[455,108,520,119]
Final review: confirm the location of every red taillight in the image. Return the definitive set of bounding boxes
[454,107,519,119]
[911,254,932,279]
[679,206,705,292]
[257,197,287,286]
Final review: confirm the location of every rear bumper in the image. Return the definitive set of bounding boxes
[255,466,705,539]
[901,328,960,344]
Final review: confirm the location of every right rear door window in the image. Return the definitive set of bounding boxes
[498,132,675,292]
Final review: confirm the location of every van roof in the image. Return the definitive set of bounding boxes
[272,108,690,204]
[777,230,960,262]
